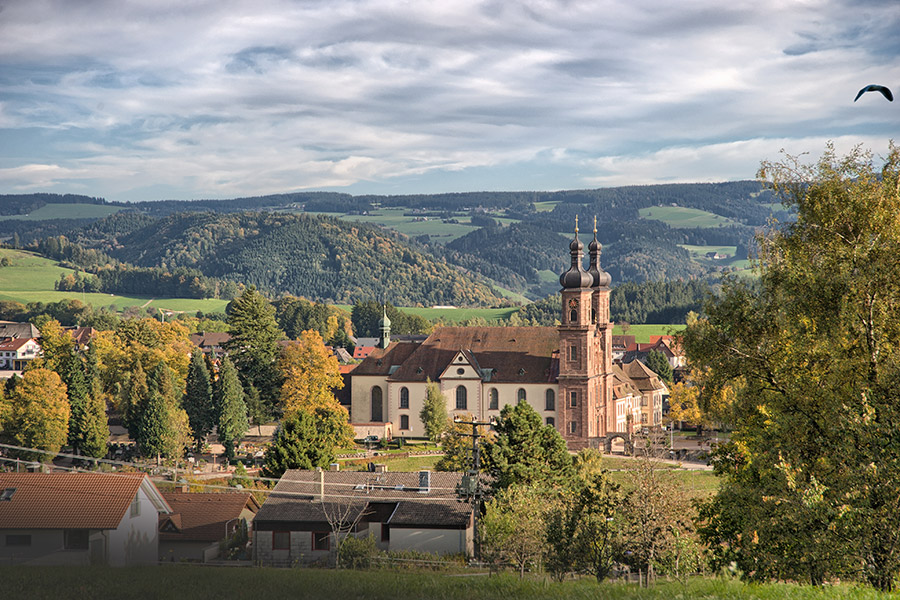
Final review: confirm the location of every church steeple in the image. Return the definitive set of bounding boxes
[559,216,593,290]
[379,306,391,349]
[588,216,611,290]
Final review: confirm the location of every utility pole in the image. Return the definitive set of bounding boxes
[453,416,493,563]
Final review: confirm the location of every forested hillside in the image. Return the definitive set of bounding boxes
[63,212,507,307]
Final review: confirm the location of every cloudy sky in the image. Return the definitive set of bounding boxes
[1,0,898,202]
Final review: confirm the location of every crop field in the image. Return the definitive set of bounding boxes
[0,203,123,221]
[0,249,228,313]
[638,206,741,228]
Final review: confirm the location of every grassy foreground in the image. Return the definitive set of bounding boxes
[1,567,891,600]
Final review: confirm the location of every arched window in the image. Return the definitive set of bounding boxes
[569,309,577,323]
[488,388,499,410]
[399,387,409,409]
[546,417,555,427]
[545,389,555,411]
[371,386,383,422]
[456,386,467,410]
[517,388,527,403]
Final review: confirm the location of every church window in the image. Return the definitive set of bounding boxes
[371,386,383,422]
[456,386,467,410]
[569,421,578,434]
[400,415,409,430]
[569,345,578,361]
[399,387,409,409]
[570,391,577,408]
[517,388,527,403]
[545,389,555,411]
[546,417,555,427]
[489,388,499,410]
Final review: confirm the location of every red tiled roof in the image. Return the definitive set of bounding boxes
[160,492,259,542]
[0,337,36,351]
[0,472,156,530]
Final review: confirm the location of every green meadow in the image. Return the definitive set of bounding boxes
[336,208,480,243]
[0,249,228,313]
[0,566,891,600]
[0,203,123,221]
[638,206,742,228]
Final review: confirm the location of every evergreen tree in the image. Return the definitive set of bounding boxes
[215,356,248,462]
[61,350,108,458]
[136,390,169,463]
[121,362,148,441]
[260,407,351,479]
[225,286,283,408]
[482,401,575,491]
[419,379,448,443]
[183,350,215,449]
[645,349,673,383]
[244,383,269,436]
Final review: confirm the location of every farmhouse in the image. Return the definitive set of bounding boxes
[348,221,668,449]
[159,490,260,563]
[253,469,472,567]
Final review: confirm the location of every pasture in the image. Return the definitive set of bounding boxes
[0,203,123,221]
[638,206,741,228]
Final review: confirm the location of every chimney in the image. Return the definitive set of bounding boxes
[329,463,340,472]
[318,467,324,500]
[418,470,430,494]
[374,464,387,473]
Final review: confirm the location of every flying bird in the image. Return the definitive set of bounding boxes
[854,84,893,102]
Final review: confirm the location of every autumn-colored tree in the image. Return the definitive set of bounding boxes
[665,382,704,431]
[38,319,74,373]
[1,369,70,462]
[278,330,343,418]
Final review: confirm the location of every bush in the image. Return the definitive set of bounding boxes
[339,535,378,570]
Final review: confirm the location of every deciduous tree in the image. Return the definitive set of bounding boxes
[0,369,70,462]
[419,379,448,444]
[278,330,343,418]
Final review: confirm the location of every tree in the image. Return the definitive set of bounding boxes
[645,350,673,383]
[38,319,74,373]
[215,356,248,462]
[61,350,108,458]
[278,330,343,418]
[481,484,548,577]
[183,350,215,449]
[226,286,284,407]
[0,369,70,462]
[687,144,900,590]
[435,413,492,472]
[665,381,704,431]
[419,379,448,443]
[260,407,353,479]
[136,390,169,463]
[482,401,575,491]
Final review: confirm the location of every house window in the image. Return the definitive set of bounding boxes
[130,496,141,518]
[5,534,30,547]
[64,529,89,550]
[371,386,383,422]
[312,531,330,551]
[489,388,499,410]
[569,345,577,361]
[517,389,526,403]
[456,386,467,410]
[399,387,409,409]
[546,417,555,427]
[400,415,409,430]
[570,391,578,408]
[273,531,290,550]
[545,389,555,411]
[569,421,578,434]
[381,524,390,543]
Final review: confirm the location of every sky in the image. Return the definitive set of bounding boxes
[1,0,898,203]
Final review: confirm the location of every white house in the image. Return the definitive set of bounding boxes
[0,472,170,566]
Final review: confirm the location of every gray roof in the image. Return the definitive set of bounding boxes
[256,470,471,529]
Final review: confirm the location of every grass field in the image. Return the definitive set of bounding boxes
[0,566,889,600]
[533,201,560,212]
[614,324,685,343]
[638,206,741,229]
[0,249,228,313]
[679,244,738,258]
[0,203,123,221]
[337,208,480,243]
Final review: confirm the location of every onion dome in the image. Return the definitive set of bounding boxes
[588,217,612,288]
[560,217,593,289]
[380,307,392,328]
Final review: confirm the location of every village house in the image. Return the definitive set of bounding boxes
[0,472,170,566]
[159,490,260,563]
[253,469,472,567]
[347,221,669,449]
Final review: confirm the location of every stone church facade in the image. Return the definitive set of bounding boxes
[348,220,667,448]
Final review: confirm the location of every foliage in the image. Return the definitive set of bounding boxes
[278,330,343,418]
[665,382,704,430]
[183,350,215,449]
[351,300,433,338]
[481,484,548,577]
[419,379,448,444]
[686,144,900,590]
[0,369,70,461]
[260,407,353,479]
[482,401,574,491]
[226,285,283,409]
[644,350,673,383]
[435,414,492,472]
[135,390,170,461]
[215,356,248,462]
[61,350,108,458]
[338,534,379,570]
[38,319,75,372]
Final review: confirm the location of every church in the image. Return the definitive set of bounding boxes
[348,219,668,449]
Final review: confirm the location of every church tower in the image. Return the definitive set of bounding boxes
[587,217,614,437]
[557,217,599,446]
